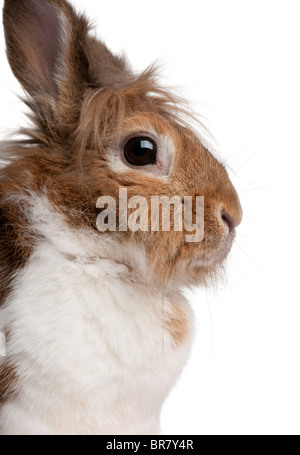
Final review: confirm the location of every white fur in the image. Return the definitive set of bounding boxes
[0,195,193,435]
[0,332,5,357]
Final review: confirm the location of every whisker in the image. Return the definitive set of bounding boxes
[224,145,254,161]
[222,269,240,314]
[235,243,263,271]
[161,269,168,354]
[235,149,261,175]
[241,182,284,196]
[226,265,250,302]
[239,177,262,193]
[204,274,214,360]
[235,231,250,240]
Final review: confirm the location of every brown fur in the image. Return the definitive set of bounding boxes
[166,306,188,346]
[0,175,35,307]
[0,362,16,407]
[0,0,242,411]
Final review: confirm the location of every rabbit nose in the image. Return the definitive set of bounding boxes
[221,210,238,232]
[218,182,243,233]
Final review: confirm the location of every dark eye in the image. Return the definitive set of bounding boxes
[124,137,157,166]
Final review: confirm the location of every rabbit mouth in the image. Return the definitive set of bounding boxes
[187,232,235,270]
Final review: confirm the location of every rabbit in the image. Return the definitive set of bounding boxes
[0,0,242,436]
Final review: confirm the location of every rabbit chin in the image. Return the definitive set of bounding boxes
[172,234,235,286]
[189,235,234,270]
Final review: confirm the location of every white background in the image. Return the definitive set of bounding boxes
[0,0,300,436]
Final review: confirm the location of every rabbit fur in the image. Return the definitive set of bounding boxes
[0,0,242,435]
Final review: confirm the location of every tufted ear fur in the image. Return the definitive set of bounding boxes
[3,0,130,129]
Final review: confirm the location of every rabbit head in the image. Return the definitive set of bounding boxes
[3,0,242,288]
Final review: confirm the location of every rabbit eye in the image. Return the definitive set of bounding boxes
[124,137,157,166]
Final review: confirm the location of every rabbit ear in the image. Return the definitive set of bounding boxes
[86,36,130,89]
[3,0,93,98]
[3,0,131,138]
